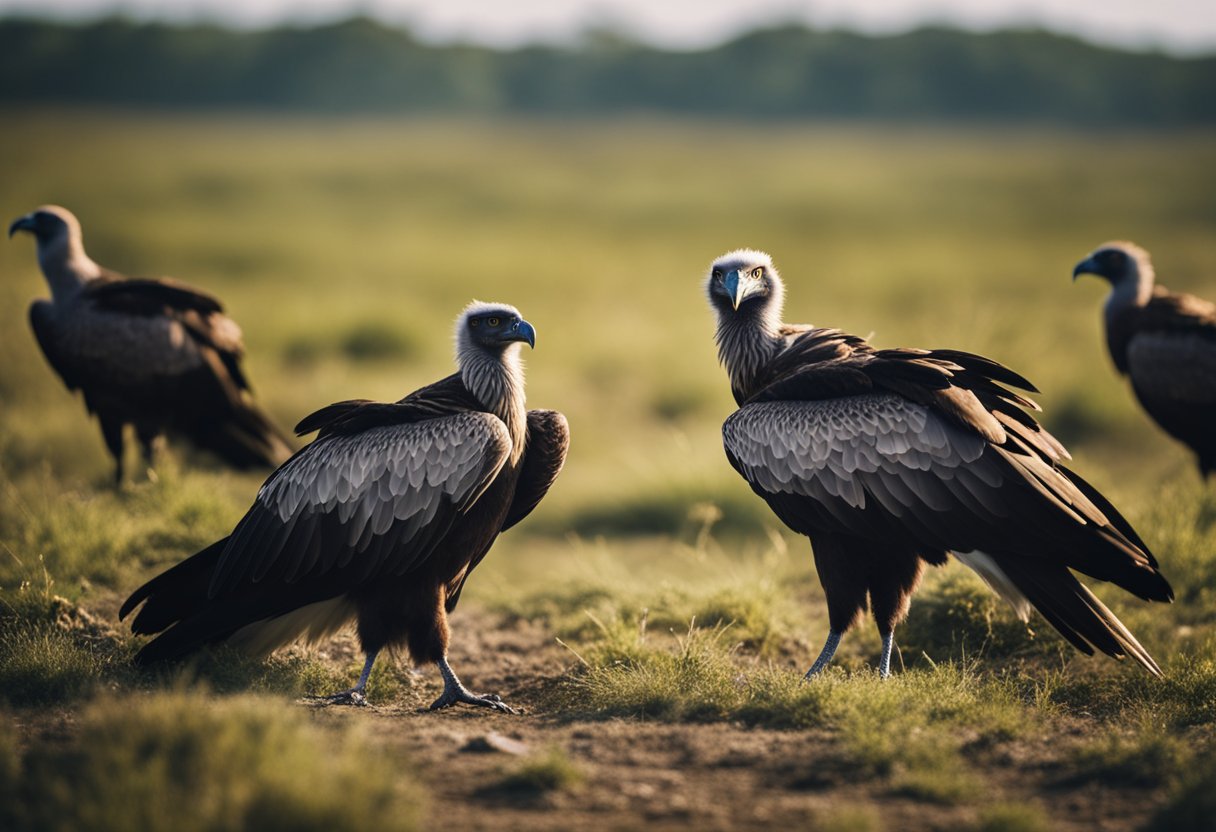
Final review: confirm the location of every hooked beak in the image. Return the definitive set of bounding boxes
[8,215,34,239]
[1072,257,1099,282]
[723,269,744,310]
[510,319,536,349]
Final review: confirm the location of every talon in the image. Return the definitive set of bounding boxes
[313,689,368,707]
[429,690,517,714]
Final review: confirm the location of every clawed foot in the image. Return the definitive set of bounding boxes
[429,688,517,714]
[311,689,368,707]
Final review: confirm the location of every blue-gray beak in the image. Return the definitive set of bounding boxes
[723,269,743,310]
[8,215,33,239]
[1072,257,1098,282]
[512,319,536,348]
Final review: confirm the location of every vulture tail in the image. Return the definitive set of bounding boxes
[120,537,229,635]
[184,393,294,470]
[130,607,252,665]
[995,557,1162,676]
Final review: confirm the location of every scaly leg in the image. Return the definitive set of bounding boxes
[878,632,895,679]
[429,656,516,714]
[803,631,843,679]
[321,650,379,706]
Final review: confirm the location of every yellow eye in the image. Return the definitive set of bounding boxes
[470,318,479,327]
[488,317,500,327]
[752,267,763,279]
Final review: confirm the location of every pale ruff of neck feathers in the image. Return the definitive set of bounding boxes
[1103,252,1156,334]
[39,225,102,305]
[457,339,528,462]
[714,278,786,400]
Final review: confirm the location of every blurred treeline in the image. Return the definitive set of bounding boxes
[0,15,1213,123]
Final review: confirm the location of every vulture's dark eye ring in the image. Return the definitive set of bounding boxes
[487,317,500,327]
[712,269,722,280]
[752,268,764,279]
[470,318,480,327]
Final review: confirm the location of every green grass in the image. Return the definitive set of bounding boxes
[1070,727,1193,789]
[0,576,128,706]
[1,114,1213,571]
[490,747,586,796]
[975,804,1051,832]
[0,112,1213,828]
[0,691,424,832]
[1147,753,1216,832]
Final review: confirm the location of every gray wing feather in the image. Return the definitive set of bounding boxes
[723,395,987,511]
[209,412,511,596]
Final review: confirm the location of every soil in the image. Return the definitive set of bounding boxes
[293,608,1167,832]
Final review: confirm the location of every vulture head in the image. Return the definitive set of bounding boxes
[706,249,784,319]
[8,205,95,288]
[455,301,535,420]
[1072,242,1155,294]
[456,302,536,355]
[8,205,82,250]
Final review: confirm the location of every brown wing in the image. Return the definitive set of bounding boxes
[726,333,1170,673]
[1107,286,1216,373]
[502,409,570,531]
[1115,289,1216,474]
[443,409,569,612]
[123,410,513,662]
[85,275,249,389]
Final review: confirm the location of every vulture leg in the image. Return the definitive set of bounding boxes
[99,415,125,484]
[803,630,843,678]
[878,633,895,679]
[804,534,868,678]
[868,550,923,679]
[430,656,516,714]
[322,649,379,706]
[136,423,165,481]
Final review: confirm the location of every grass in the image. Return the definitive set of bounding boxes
[491,747,586,796]
[0,112,1213,828]
[1147,753,1216,832]
[1069,727,1193,789]
[975,804,1052,832]
[553,618,1035,804]
[0,575,127,706]
[0,691,424,832]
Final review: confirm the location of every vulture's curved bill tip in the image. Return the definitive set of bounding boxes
[8,215,33,239]
[1072,257,1097,282]
[514,319,537,349]
[723,269,743,310]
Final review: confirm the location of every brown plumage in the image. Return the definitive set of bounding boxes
[1073,242,1216,478]
[120,302,568,712]
[9,205,292,482]
[707,249,1172,678]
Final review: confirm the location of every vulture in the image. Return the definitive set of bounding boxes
[120,302,569,712]
[8,205,292,482]
[706,249,1172,678]
[1073,242,1216,478]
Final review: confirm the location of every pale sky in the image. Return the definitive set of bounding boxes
[2,0,1214,54]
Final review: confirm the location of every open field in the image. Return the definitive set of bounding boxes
[1,112,1215,830]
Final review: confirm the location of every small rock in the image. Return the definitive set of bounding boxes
[460,732,530,755]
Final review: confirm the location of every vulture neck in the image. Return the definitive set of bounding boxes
[1104,263,1154,314]
[39,236,101,305]
[460,345,527,462]
[715,297,784,402]
[1103,265,1155,355]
